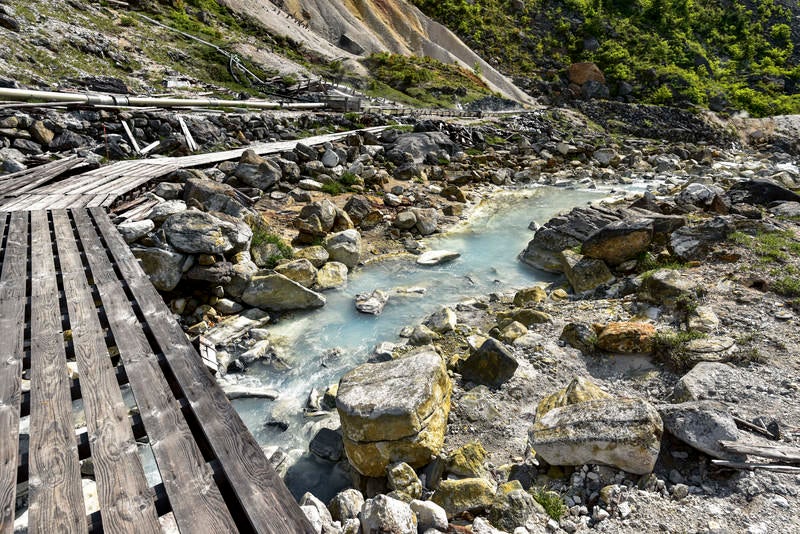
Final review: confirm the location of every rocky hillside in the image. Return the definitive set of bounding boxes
[0,0,530,107]
[410,0,800,116]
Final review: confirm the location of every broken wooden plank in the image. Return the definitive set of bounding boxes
[121,121,142,154]
[177,116,198,152]
[718,441,800,463]
[711,460,800,474]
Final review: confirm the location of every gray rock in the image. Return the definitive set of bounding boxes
[322,149,340,168]
[309,427,344,462]
[387,462,423,500]
[148,200,187,223]
[162,210,252,255]
[529,398,662,474]
[726,178,800,206]
[235,158,282,190]
[336,351,451,477]
[658,401,741,459]
[639,269,700,306]
[343,195,372,225]
[294,245,329,268]
[489,480,541,532]
[559,249,614,293]
[153,182,184,200]
[669,216,734,261]
[770,201,800,218]
[355,289,389,315]
[417,250,460,265]
[242,273,326,311]
[117,219,154,243]
[300,200,337,232]
[410,499,448,532]
[329,489,365,523]
[315,262,348,290]
[132,247,187,291]
[299,178,324,191]
[389,132,455,163]
[677,183,728,212]
[412,208,438,235]
[274,258,318,288]
[186,262,233,284]
[581,218,653,265]
[409,325,440,346]
[424,307,457,334]
[459,338,518,388]
[324,229,361,269]
[394,210,417,230]
[213,298,243,315]
[672,362,743,402]
[360,495,415,534]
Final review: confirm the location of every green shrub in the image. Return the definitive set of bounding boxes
[531,488,567,521]
[321,181,345,195]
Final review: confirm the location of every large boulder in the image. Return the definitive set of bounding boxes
[336,351,451,477]
[639,268,700,306]
[520,206,621,273]
[672,362,743,402]
[595,322,656,353]
[241,273,326,311]
[234,157,282,190]
[529,396,662,475]
[559,249,614,293]
[324,229,361,269]
[315,262,348,291]
[359,495,416,534]
[388,132,455,164]
[669,216,734,261]
[132,247,187,291]
[162,210,252,255]
[117,219,154,244]
[535,377,611,419]
[568,62,606,85]
[581,218,654,265]
[458,338,518,388]
[412,208,438,236]
[431,478,495,519]
[658,401,741,459]
[726,178,800,206]
[274,258,317,288]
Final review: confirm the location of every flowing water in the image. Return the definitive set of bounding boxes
[230,185,609,500]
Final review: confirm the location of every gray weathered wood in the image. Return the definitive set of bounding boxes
[27,210,87,533]
[711,460,800,474]
[69,209,238,533]
[0,211,28,533]
[718,441,800,463]
[52,209,161,534]
[91,207,315,533]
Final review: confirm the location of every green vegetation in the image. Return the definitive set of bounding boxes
[250,226,293,268]
[321,181,345,195]
[636,252,687,277]
[531,488,567,520]
[729,230,800,262]
[652,329,706,369]
[363,52,495,108]
[410,0,800,116]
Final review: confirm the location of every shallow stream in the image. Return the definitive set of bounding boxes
[231,186,608,500]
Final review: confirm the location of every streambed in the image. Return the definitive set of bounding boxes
[230,185,611,499]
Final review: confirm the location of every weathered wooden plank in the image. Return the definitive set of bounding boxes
[0,194,36,212]
[718,441,800,463]
[90,207,315,533]
[70,209,238,533]
[0,156,84,197]
[0,212,27,533]
[52,210,161,534]
[27,210,86,533]
[711,460,800,474]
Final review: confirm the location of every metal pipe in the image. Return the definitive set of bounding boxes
[0,88,326,110]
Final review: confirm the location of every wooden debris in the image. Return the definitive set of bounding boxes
[121,120,142,154]
[718,441,800,463]
[177,115,199,152]
[711,460,800,474]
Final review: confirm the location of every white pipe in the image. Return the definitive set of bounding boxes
[0,88,327,110]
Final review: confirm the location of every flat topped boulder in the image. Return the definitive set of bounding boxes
[581,218,653,265]
[530,397,662,475]
[336,351,450,443]
[241,272,326,311]
[162,210,252,255]
[417,250,460,266]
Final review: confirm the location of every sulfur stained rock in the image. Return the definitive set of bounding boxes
[529,397,663,475]
[336,351,451,477]
[595,321,656,353]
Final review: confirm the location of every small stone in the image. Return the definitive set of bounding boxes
[671,483,689,500]
[328,489,364,522]
[458,338,518,388]
[410,499,448,532]
[387,462,423,500]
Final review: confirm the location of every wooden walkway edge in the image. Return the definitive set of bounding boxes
[0,208,314,533]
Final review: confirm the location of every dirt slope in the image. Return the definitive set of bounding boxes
[220,0,535,104]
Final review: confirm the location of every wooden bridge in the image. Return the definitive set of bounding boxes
[0,130,397,532]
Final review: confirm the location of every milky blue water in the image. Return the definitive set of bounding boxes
[231,186,606,499]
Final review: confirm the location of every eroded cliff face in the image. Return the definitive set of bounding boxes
[220,0,534,104]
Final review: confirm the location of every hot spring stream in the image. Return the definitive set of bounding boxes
[230,186,609,500]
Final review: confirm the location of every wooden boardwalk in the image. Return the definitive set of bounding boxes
[0,208,314,533]
[0,127,385,212]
